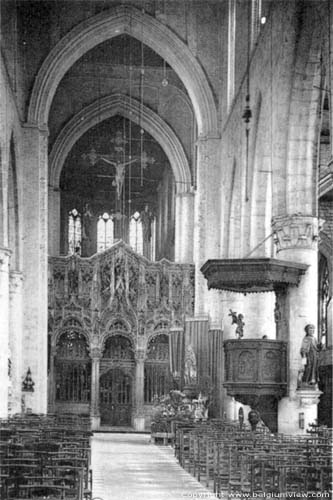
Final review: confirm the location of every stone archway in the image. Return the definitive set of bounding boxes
[27,5,218,137]
[49,94,191,193]
[48,94,194,258]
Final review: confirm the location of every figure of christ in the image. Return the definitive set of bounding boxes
[98,157,138,199]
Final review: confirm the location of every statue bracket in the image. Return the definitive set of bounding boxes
[296,388,323,407]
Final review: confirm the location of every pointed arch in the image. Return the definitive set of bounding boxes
[49,94,191,194]
[27,5,218,137]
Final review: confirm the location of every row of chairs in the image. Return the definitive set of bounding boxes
[0,413,92,499]
[173,419,332,498]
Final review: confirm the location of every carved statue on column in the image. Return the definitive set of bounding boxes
[81,203,94,256]
[299,324,321,387]
[141,205,153,259]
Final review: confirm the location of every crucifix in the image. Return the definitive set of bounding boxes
[82,130,155,200]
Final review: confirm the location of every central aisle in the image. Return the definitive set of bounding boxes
[91,433,213,500]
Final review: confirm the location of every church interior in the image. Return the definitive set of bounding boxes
[0,0,332,498]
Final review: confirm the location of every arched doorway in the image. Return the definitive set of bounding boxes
[144,334,171,403]
[100,335,135,426]
[54,329,91,413]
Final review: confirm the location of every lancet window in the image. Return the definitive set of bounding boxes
[97,212,114,252]
[319,255,331,347]
[129,211,143,255]
[68,209,82,255]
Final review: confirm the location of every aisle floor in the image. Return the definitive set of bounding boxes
[91,433,213,500]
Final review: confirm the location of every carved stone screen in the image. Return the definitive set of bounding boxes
[144,334,171,403]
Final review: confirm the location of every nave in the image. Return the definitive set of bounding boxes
[91,433,210,500]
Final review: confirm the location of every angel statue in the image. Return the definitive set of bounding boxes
[229,309,245,339]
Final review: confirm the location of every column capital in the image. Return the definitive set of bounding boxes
[9,271,24,293]
[272,214,321,252]
[0,247,12,268]
[22,121,49,136]
[135,349,146,362]
[196,136,220,158]
[175,190,195,199]
[0,246,12,258]
[90,347,102,360]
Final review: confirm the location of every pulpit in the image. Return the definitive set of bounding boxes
[224,339,288,431]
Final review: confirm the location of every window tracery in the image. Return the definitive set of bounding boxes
[103,335,134,360]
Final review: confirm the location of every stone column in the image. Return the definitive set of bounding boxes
[272,214,321,434]
[48,186,61,257]
[90,347,101,430]
[48,349,56,413]
[133,348,146,431]
[194,137,221,314]
[175,191,195,263]
[21,124,48,413]
[0,247,11,418]
[9,271,23,415]
[174,193,182,263]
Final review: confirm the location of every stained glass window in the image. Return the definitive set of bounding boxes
[68,209,81,255]
[97,212,114,252]
[129,211,143,255]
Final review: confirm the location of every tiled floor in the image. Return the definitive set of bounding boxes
[91,433,213,500]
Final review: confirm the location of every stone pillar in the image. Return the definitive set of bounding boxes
[48,186,61,257]
[175,191,194,263]
[133,348,146,431]
[48,350,56,413]
[21,124,48,413]
[272,214,321,434]
[90,347,101,430]
[0,247,11,418]
[194,137,221,314]
[174,193,182,263]
[9,271,23,415]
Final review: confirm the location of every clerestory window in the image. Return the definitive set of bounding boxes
[97,212,114,252]
[68,209,82,255]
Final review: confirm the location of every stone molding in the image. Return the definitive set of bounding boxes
[49,94,191,193]
[296,388,323,407]
[272,214,319,251]
[27,5,218,136]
